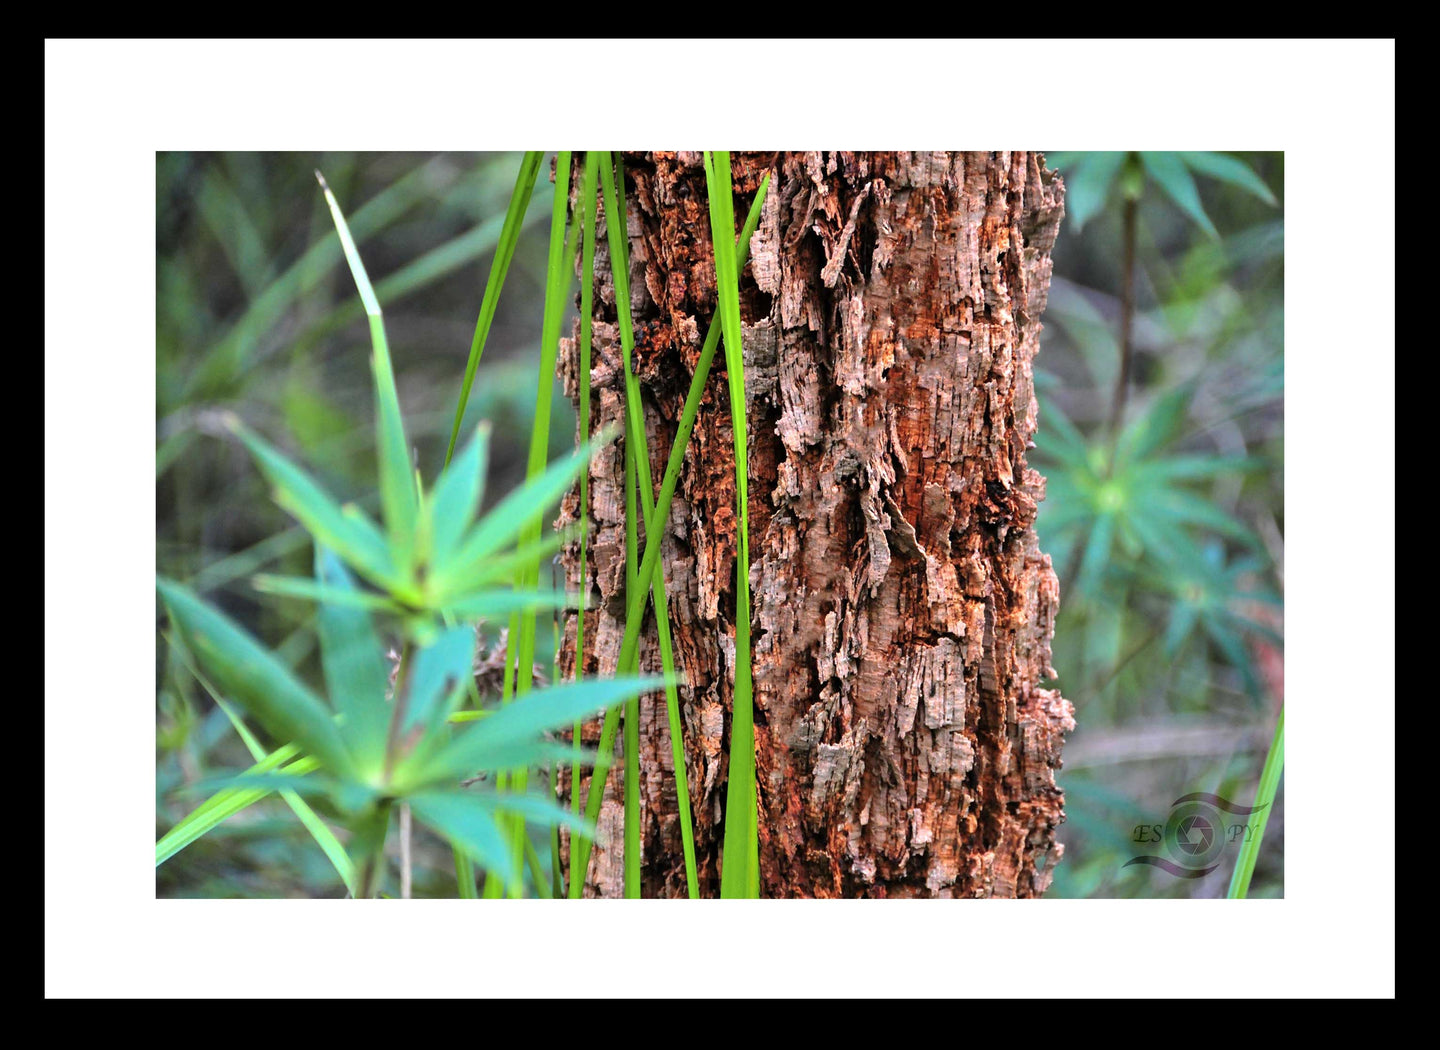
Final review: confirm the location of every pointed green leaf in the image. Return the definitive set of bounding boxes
[475,790,597,838]
[316,171,419,567]
[233,424,396,587]
[1141,152,1218,238]
[1180,152,1277,207]
[423,675,665,786]
[440,588,580,622]
[1063,151,1127,231]
[409,790,519,889]
[430,526,578,603]
[252,574,398,612]
[400,625,476,737]
[188,770,342,798]
[427,422,490,570]
[314,548,392,772]
[157,578,356,780]
[431,432,613,595]
[155,746,313,865]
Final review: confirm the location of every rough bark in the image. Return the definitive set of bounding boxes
[555,151,1073,898]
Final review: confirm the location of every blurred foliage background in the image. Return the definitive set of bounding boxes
[155,151,1283,898]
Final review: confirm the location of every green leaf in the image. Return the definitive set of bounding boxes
[233,424,396,588]
[1227,707,1284,898]
[427,422,491,571]
[1140,152,1219,238]
[430,432,613,596]
[445,151,545,465]
[400,625,476,738]
[206,688,356,894]
[316,170,420,571]
[440,588,580,622]
[155,746,314,865]
[252,574,398,612]
[1180,152,1277,207]
[314,548,392,773]
[1117,384,1196,465]
[157,578,357,781]
[1063,151,1127,231]
[409,790,519,890]
[474,790,597,839]
[420,675,666,787]
[189,770,344,799]
[706,149,759,899]
[429,527,577,603]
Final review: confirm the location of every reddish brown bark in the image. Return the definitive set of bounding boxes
[556,151,1072,897]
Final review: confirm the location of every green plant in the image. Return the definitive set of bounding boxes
[1227,704,1284,899]
[704,150,759,898]
[1034,151,1283,898]
[565,156,771,898]
[1052,151,1277,238]
[155,170,659,897]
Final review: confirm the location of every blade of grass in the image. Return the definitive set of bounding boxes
[155,744,317,865]
[497,151,577,896]
[208,697,355,895]
[706,149,759,899]
[570,168,771,897]
[622,386,642,897]
[445,151,545,465]
[572,151,601,831]
[1226,705,1285,898]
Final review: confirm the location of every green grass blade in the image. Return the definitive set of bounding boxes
[570,169,771,897]
[446,151,546,465]
[454,846,478,898]
[503,152,578,895]
[622,397,642,897]
[155,744,314,865]
[316,170,420,572]
[705,150,759,899]
[1226,706,1285,899]
[601,153,678,899]
[572,151,601,825]
[208,693,356,894]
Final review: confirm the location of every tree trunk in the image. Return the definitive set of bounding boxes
[556,151,1073,898]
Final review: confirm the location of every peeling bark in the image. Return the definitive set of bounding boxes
[555,151,1073,898]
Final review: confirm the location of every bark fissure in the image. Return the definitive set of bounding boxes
[557,151,1072,898]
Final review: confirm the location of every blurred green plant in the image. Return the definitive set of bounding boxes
[155,170,658,898]
[1038,151,1284,898]
[1051,151,1277,237]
